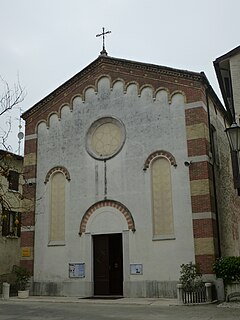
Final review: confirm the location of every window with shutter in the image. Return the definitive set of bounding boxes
[8,170,19,191]
[1,210,21,237]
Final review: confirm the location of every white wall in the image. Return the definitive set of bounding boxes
[34,77,195,297]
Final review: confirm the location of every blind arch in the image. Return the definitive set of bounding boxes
[151,156,174,238]
[49,172,66,243]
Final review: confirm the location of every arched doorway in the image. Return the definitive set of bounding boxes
[80,200,135,296]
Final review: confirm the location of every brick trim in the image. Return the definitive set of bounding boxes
[20,231,35,275]
[143,150,177,170]
[79,200,135,235]
[24,139,37,155]
[20,260,34,275]
[187,138,210,157]
[185,104,218,274]
[20,231,34,246]
[189,161,212,181]
[44,166,71,184]
[191,194,215,213]
[195,254,216,274]
[193,219,217,238]
[185,107,208,126]
[23,164,37,180]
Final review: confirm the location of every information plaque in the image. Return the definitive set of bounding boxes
[130,264,143,275]
[69,263,85,278]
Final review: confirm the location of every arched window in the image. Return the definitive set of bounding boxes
[49,172,66,243]
[151,157,174,239]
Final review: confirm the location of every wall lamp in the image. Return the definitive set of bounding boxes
[225,122,240,152]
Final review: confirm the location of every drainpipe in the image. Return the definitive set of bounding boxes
[205,87,221,257]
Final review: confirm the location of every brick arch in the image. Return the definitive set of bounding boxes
[125,81,140,95]
[95,74,112,89]
[44,166,71,184]
[82,85,96,101]
[143,150,177,170]
[139,84,154,93]
[170,90,187,103]
[112,78,125,88]
[79,200,135,235]
[46,112,60,127]
[59,103,71,115]
[35,120,48,134]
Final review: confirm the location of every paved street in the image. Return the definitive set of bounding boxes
[0,300,239,320]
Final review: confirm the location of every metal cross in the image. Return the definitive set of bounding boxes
[96,27,111,55]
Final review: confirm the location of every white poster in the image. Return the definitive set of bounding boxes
[69,263,85,278]
[130,264,143,275]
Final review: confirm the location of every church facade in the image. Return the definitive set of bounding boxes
[21,54,238,298]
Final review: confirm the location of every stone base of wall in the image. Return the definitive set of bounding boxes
[31,279,225,300]
[32,281,93,297]
[32,280,178,298]
[124,281,178,298]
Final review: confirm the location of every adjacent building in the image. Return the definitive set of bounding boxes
[214,45,240,257]
[0,150,23,275]
[214,45,240,123]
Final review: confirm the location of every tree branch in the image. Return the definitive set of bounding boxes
[0,76,26,117]
[0,118,12,151]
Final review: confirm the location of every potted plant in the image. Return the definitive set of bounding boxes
[213,256,240,301]
[14,266,31,298]
[179,262,203,291]
[178,262,208,304]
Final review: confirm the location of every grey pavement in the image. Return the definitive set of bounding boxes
[0,296,240,320]
[5,295,180,306]
[2,295,240,307]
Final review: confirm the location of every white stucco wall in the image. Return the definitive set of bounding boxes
[34,77,195,297]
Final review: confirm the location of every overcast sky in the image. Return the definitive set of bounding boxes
[0,0,239,154]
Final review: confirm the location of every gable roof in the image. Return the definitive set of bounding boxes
[213,45,240,123]
[214,45,240,64]
[22,54,226,120]
[0,149,23,161]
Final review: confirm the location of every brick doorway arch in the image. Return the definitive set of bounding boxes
[79,200,135,235]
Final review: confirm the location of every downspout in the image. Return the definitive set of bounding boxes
[205,87,222,257]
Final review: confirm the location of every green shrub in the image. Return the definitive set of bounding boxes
[179,262,204,291]
[14,266,31,291]
[213,256,240,285]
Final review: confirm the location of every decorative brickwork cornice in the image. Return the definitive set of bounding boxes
[22,55,207,120]
[105,56,204,81]
[79,199,135,235]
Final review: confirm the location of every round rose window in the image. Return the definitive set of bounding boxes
[86,117,125,160]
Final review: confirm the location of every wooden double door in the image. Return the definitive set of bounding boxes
[93,233,123,296]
